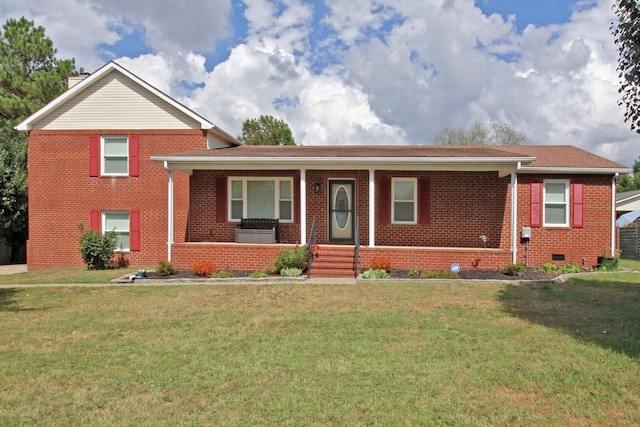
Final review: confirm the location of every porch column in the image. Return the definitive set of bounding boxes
[369,168,375,247]
[166,163,174,262]
[511,166,518,264]
[300,168,307,245]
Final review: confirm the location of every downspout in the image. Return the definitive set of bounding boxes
[611,173,618,257]
[300,169,307,245]
[165,162,174,262]
[369,168,375,248]
[511,163,520,264]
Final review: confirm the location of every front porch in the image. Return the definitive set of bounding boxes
[170,242,512,276]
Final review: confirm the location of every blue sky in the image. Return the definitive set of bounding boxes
[0,0,637,165]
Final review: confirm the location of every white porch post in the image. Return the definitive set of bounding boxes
[166,163,174,262]
[511,166,518,264]
[369,168,375,247]
[300,169,307,245]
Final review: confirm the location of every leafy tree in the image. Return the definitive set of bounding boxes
[0,132,27,244]
[238,115,295,145]
[433,121,528,146]
[612,1,640,133]
[0,17,77,257]
[0,17,76,134]
[617,156,640,192]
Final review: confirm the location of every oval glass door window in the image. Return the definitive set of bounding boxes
[334,186,350,230]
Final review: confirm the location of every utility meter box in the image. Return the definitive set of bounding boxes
[521,227,532,240]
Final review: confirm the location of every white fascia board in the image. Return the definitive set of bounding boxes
[150,155,534,172]
[16,61,229,135]
[519,167,631,175]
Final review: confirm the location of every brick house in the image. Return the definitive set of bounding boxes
[18,62,629,275]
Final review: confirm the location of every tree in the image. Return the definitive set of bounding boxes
[238,115,295,145]
[433,121,528,146]
[0,133,27,244]
[612,0,640,133]
[0,17,77,258]
[0,17,76,134]
[617,156,640,192]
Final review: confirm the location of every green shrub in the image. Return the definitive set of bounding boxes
[599,257,619,271]
[249,271,268,279]
[156,260,177,276]
[504,262,526,276]
[560,263,581,274]
[79,226,117,270]
[420,270,458,279]
[362,269,390,279]
[543,263,560,273]
[212,270,234,278]
[544,263,583,274]
[274,246,308,273]
[409,266,421,278]
[280,267,303,277]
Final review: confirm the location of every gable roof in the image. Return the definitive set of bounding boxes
[15,61,239,146]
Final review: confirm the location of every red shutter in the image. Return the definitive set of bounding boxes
[572,182,584,228]
[89,135,99,177]
[378,177,391,225]
[216,177,227,222]
[129,135,139,177]
[130,210,140,251]
[418,178,430,225]
[530,182,542,227]
[294,175,300,224]
[90,210,100,231]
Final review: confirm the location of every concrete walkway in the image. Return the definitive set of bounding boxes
[0,264,26,275]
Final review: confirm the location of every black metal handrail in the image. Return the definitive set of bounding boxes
[354,216,360,278]
[307,216,317,277]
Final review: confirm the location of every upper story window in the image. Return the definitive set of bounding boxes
[101,136,128,176]
[543,179,569,227]
[392,178,417,224]
[229,178,294,222]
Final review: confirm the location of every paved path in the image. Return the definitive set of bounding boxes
[0,264,26,275]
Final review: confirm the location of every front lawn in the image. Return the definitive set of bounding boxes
[0,275,639,425]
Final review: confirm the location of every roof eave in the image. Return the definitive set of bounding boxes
[519,167,631,174]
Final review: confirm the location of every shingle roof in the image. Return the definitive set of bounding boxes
[501,145,626,170]
[158,144,531,159]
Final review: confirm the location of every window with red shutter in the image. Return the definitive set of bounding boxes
[89,135,99,176]
[530,182,542,227]
[129,135,139,177]
[378,177,391,225]
[418,178,430,225]
[572,182,584,228]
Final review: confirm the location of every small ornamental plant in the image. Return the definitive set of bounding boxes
[370,257,392,272]
[192,261,214,277]
[156,260,177,276]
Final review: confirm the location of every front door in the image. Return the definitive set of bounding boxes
[329,180,355,242]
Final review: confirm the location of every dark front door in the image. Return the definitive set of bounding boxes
[329,180,355,242]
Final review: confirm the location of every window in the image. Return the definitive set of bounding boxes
[543,180,569,226]
[101,136,128,176]
[229,178,294,221]
[103,212,130,251]
[392,178,416,224]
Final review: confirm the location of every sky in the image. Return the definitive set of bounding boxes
[1,0,639,166]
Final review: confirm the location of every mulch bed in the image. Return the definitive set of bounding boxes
[136,267,557,281]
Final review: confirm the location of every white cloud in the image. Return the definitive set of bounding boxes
[1,0,638,165]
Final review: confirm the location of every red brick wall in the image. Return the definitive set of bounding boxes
[27,129,204,270]
[186,169,614,270]
[516,174,614,268]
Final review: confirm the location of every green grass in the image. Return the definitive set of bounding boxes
[0,267,143,285]
[1,274,639,425]
[619,258,640,270]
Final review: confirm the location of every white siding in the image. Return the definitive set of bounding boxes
[34,71,201,130]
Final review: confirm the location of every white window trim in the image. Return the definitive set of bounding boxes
[228,177,294,222]
[101,135,129,177]
[543,179,570,227]
[102,211,130,252]
[391,177,417,224]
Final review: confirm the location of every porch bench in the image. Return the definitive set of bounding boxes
[235,218,280,244]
